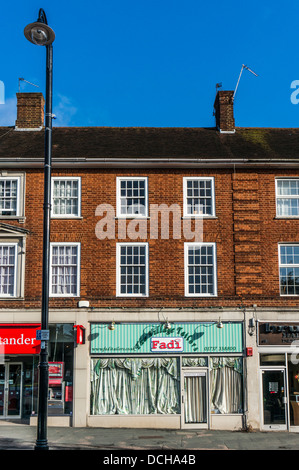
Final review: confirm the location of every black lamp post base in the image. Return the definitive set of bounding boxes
[35,440,49,450]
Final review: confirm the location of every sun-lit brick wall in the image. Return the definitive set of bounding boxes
[1,167,299,310]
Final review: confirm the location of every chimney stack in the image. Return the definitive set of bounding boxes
[15,92,45,130]
[214,90,235,133]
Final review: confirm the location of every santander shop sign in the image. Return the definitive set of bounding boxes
[0,324,41,355]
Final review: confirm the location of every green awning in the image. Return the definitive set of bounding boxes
[90,322,243,355]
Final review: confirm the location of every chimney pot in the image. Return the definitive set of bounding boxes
[15,92,45,130]
[214,90,235,133]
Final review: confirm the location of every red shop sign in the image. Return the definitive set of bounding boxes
[0,324,41,355]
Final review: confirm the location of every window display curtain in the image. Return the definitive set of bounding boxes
[210,357,243,414]
[182,356,207,423]
[182,357,207,367]
[184,375,206,423]
[90,358,180,415]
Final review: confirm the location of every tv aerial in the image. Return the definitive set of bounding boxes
[233,64,258,100]
[18,77,40,92]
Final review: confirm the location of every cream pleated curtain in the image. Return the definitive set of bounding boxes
[90,358,180,415]
[90,356,243,417]
[210,357,243,414]
[184,375,207,423]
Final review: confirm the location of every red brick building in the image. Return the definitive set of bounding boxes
[0,90,299,430]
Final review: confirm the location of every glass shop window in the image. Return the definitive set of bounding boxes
[260,354,286,366]
[90,357,180,415]
[210,357,243,414]
[48,324,74,416]
[288,354,299,426]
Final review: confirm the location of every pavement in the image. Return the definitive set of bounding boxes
[0,421,298,454]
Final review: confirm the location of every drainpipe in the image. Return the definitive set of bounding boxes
[242,305,249,430]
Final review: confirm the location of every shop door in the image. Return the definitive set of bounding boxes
[0,363,22,419]
[261,369,287,430]
[182,370,208,428]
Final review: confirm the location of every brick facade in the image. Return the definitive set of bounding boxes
[1,167,298,310]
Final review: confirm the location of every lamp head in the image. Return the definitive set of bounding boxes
[24,9,55,46]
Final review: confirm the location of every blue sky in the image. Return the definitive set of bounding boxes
[0,0,299,128]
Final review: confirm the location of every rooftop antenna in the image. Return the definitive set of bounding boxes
[233,64,258,101]
[18,77,40,92]
[213,83,223,117]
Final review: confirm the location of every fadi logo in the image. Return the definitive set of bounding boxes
[0,81,4,104]
[151,337,184,352]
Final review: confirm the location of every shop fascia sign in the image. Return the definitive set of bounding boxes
[90,322,243,354]
[259,322,299,346]
[0,324,41,354]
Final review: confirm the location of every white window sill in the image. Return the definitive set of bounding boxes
[185,294,218,297]
[0,297,24,300]
[116,294,149,298]
[50,295,80,298]
[182,216,218,219]
[115,216,149,219]
[280,294,299,297]
[51,216,83,220]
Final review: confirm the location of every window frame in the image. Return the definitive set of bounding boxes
[184,242,217,297]
[0,242,18,298]
[50,242,81,297]
[183,177,216,218]
[278,243,299,296]
[51,177,81,218]
[0,174,25,221]
[275,178,299,218]
[116,242,149,297]
[116,177,148,218]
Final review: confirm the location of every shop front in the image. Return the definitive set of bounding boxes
[0,324,40,419]
[89,322,244,430]
[0,323,75,422]
[258,321,299,431]
[46,324,75,420]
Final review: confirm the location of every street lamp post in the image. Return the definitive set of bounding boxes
[24,9,55,451]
